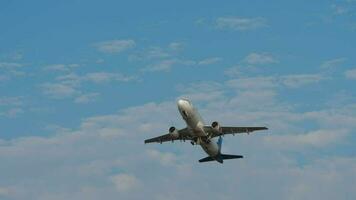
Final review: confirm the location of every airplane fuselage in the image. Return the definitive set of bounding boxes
[177,99,220,157]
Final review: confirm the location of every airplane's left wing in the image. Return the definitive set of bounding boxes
[204,126,268,137]
[144,128,192,144]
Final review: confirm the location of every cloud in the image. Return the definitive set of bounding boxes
[43,64,80,72]
[244,53,278,65]
[226,74,326,89]
[321,58,346,69]
[95,39,135,53]
[41,72,135,100]
[84,72,135,83]
[0,87,355,199]
[281,74,326,88]
[74,93,99,104]
[168,42,184,51]
[0,187,11,197]
[146,149,177,166]
[197,57,222,65]
[41,82,79,99]
[143,59,195,72]
[331,4,349,15]
[0,62,26,81]
[345,68,356,79]
[0,62,23,69]
[130,42,184,61]
[0,97,23,107]
[110,174,141,192]
[215,17,268,31]
[0,97,25,118]
[264,129,349,150]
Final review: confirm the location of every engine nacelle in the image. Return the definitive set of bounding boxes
[211,121,221,133]
[169,126,179,139]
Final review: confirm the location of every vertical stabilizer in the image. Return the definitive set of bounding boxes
[217,136,223,152]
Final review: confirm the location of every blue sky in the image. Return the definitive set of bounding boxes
[1,0,356,199]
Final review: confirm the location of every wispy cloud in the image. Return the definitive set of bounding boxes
[281,74,326,88]
[41,72,136,100]
[197,57,222,65]
[0,97,24,118]
[321,58,346,69]
[215,17,268,31]
[41,82,79,99]
[94,39,136,53]
[110,174,141,192]
[264,129,349,149]
[244,52,278,65]
[0,62,23,69]
[345,68,356,79]
[331,4,350,15]
[43,63,80,72]
[74,93,99,104]
[142,59,195,72]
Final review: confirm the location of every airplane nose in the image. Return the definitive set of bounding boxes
[177,99,185,108]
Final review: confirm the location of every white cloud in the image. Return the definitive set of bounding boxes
[0,97,23,106]
[0,97,25,118]
[0,62,23,69]
[321,58,346,69]
[41,82,78,99]
[84,72,135,83]
[226,74,326,89]
[281,74,326,88]
[146,149,177,166]
[110,174,141,192]
[0,94,354,199]
[1,75,356,199]
[168,42,184,51]
[244,52,278,65]
[177,82,224,102]
[74,93,99,104]
[215,17,268,31]
[0,187,11,197]
[331,4,349,15]
[264,129,349,150]
[95,39,135,53]
[143,59,195,72]
[227,77,277,90]
[198,57,222,65]
[41,72,135,100]
[131,42,184,62]
[44,64,80,72]
[345,68,356,79]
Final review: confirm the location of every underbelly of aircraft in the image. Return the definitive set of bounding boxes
[200,140,219,157]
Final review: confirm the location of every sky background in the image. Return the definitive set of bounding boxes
[1,0,356,199]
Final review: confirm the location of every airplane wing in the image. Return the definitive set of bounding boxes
[204,126,268,137]
[144,128,192,144]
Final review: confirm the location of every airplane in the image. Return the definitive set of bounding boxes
[144,99,268,163]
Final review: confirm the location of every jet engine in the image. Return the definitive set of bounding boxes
[169,126,179,139]
[211,121,221,133]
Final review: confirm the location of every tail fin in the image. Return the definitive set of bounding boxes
[217,136,223,152]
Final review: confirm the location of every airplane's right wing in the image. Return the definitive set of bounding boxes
[144,128,192,144]
[204,126,268,137]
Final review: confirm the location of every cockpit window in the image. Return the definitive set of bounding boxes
[181,98,192,106]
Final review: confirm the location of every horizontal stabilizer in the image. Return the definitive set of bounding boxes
[199,154,243,163]
[199,156,215,163]
[220,154,243,160]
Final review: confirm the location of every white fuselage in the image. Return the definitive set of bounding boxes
[177,99,220,157]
